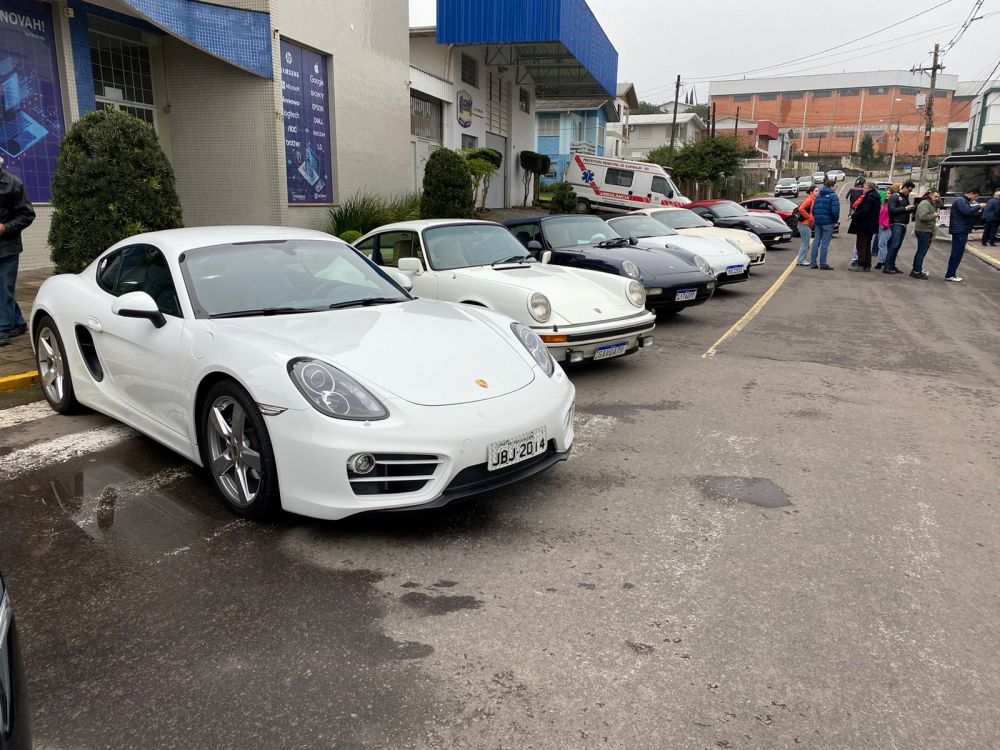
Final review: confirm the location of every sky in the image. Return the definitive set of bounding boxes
[408,0,1000,102]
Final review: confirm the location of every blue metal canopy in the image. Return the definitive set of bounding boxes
[436,0,618,99]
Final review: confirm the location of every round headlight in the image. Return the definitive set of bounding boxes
[511,322,555,376]
[622,260,640,280]
[528,292,551,323]
[693,255,712,275]
[626,280,646,308]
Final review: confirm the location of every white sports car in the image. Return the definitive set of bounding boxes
[630,206,767,266]
[605,214,751,285]
[355,220,656,364]
[30,227,576,520]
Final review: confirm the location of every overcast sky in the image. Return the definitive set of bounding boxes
[408,0,1000,102]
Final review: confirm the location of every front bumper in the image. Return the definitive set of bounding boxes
[645,274,716,310]
[536,311,656,362]
[758,229,793,245]
[267,376,576,520]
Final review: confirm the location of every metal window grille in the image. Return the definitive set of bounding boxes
[90,30,156,128]
[460,54,478,88]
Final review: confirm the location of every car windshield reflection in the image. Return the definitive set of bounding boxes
[181,240,409,318]
[542,216,620,248]
[607,216,678,238]
[649,210,709,230]
[709,203,749,219]
[423,224,535,270]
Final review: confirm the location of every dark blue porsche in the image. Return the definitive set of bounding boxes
[505,215,717,314]
[1,571,30,750]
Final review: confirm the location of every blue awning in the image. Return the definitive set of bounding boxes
[436,0,618,99]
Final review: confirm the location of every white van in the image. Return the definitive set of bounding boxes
[564,154,690,214]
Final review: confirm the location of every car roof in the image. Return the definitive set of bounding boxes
[110,226,339,257]
[504,215,550,225]
[687,199,732,206]
[369,219,502,233]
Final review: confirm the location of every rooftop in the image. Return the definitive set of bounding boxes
[709,70,960,97]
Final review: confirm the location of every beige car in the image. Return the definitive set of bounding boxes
[629,206,767,265]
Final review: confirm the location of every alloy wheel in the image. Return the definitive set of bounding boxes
[206,395,264,507]
[37,326,65,404]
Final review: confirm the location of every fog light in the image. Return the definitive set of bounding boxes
[348,453,376,475]
[707,281,717,290]
[640,335,654,348]
[567,350,585,363]
[647,288,663,296]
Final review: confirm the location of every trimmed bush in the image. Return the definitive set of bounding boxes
[327,192,389,237]
[338,230,363,244]
[49,108,182,273]
[549,182,578,214]
[465,147,502,169]
[421,148,475,219]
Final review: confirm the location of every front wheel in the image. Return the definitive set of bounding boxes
[200,380,281,519]
[34,317,81,414]
[574,197,591,214]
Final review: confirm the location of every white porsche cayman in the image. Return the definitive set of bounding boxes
[30,227,576,520]
[355,220,657,364]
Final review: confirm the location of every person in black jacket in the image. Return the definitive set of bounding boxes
[882,180,915,274]
[847,182,881,272]
[847,176,866,217]
[0,157,36,347]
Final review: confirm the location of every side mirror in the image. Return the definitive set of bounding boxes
[385,268,413,291]
[527,240,543,252]
[397,257,424,275]
[768,206,776,212]
[628,235,639,246]
[113,291,166,328]
[540,250,552,265]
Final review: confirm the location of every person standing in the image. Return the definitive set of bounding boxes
[795,184,817,266]
[875,185,895,269]
[0,157,36,347]
[945,189,986,282]
[882,180,915,274]
[847,181,880,272]
[847,176,865,217]
[809,179,840,270]
[910,191,941,279]
[981,190,1000,247]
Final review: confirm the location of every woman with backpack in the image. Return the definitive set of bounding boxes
[795,184,817,266]
[847,181,880,272]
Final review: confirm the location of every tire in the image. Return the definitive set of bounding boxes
[34,316,82,414]
[200,379,281,519]
[574,197,591,214]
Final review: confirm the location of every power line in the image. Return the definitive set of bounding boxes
[943,0,985,52]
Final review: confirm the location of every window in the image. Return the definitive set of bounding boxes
[519,88,530,114]
[835,131,855,139]
[461,134,478,149]
[868,87,887,95]
[784,91,803,100]
[839,88,860,97]
[538,117,559,137]
[651,176,672,196]
[864,130,885,138]
[410,92,443,141]
[899,87,920,96]
[733,94,751,102]
[758,93,778,101]
[812,90,832,98]
[934,89,949,99]
[354,236,376,256]
[97,250,124,293]
[510,223,542,248]
[89,29,156,128]
[114,245,180,316]
[372,231,422,268]
[605,168,634,187]
[461,53,478,88]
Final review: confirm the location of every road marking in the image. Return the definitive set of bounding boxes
[0,424,135,482]
[0,400,53,430]
[967,243,1000,270]
[703,258,799,359]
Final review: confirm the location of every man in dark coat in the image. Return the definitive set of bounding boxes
[846,176,866,217]
[945,189,986,282]
[981,190,1000,247]
[847,181,880,272]
[0,157,36,347]
[882,180,915,274]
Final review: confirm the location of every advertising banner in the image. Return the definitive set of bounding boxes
[0,0,65,203]
[280,39,332,205]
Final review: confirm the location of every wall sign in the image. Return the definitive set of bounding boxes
[0,0,65,202]
[281,39,332,204]
[457,89,473,129]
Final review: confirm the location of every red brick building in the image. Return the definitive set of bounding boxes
[709,71,960,157]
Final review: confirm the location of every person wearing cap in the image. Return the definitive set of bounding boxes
[945,188,986,282]
[0,157,36,347]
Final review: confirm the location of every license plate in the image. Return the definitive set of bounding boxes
[675,288,697,301]
[782,233,791,240]
[488,427,547,472]
[725,265,744,276]
[594,341,629,360]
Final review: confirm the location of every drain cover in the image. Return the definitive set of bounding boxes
[696,476,792,508]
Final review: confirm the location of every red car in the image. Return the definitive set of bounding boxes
[686,199,794,245]
[740,197,798,226]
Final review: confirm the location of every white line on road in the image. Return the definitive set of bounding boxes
[0,400,54,431]
[0,424,136,482]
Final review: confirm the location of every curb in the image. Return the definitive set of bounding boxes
[0,370,38,393]
[967,244,1000,270]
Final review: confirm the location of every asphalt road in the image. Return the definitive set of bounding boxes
[2,211,1000,749]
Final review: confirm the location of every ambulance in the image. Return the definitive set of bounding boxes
[564,154,690,214]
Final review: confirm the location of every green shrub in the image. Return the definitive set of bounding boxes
[383,192,421,224]
[421,148,475,219]
[338,230,363,244]
[549,182,578,214]
[465,147,502,169]
[327,192,388,237]
[49,108,182,273]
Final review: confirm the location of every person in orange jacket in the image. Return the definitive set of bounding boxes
[795,184,817,265]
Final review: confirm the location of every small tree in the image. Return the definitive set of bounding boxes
[634,100,663,115]
[549,182,577,214]
[49,108,182,273]
[463,148,502,211]
[858,134,875,167]
[653,135,747,196]
[421,148,475,219]
[519,151,552,207]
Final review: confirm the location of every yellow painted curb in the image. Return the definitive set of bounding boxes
[0,370,38,393]
[967,244,1000,270]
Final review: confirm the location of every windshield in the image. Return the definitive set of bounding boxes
[542,216,620,248]
[181,239,408,318]
[607,215,678,238]
[424,223,533,270]
[649,209,710,230]
[941,163,1000,196]
[771,198,798,210]
[777,179,797,185]
[798,176,812,182]
[708,202,749,219]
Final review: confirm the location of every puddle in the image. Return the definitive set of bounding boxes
[696,476,792,508]
[398,591,483,616]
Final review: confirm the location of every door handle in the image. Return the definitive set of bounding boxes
[87,317,103,333]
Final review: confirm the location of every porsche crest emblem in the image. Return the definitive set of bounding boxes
[593,307,602,314]
[475,379,489,389]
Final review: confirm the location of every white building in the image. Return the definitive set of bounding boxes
[626,113,706,159]
[966,83,1000,151]
[605,83,638,158]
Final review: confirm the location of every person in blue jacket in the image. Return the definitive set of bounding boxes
[945,189,986,282]
[981,190,1000,247]
[809,179,841,270]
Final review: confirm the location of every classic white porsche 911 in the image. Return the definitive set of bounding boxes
[355,220,657,364]
[30,227,576,520]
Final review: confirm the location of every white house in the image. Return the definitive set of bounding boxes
[605,82,638,158]
[626,113,706,159]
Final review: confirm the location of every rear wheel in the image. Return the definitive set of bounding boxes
[34,317,81,414]
[575,197,591,214]
[200,380,281,519]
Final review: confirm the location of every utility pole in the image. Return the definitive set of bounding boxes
[911,44,944,185]
[667,74,681,166]
[710,102,716,138]
[734,107,740,135]
[888,119,901,179]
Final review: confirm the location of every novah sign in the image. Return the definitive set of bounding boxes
[0,10,45,33]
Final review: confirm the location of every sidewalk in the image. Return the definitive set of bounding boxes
[1,268,53,382]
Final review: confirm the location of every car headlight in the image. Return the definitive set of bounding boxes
[288,358,388,420]
[626,280,646,307]
[746,231,764,245]
[511,323,555,376]
[621,260,640,280]
[527,292,551,323]
[692,255,712,275]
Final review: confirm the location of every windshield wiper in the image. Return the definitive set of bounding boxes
[492,255,530,266]
[597,238,631,248]
[327,297,405,310]
[210,306,322,319]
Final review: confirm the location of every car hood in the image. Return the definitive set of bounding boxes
[451,264,637,325]
[554,242,700,275]
[744,214,789,230]
[208,299,536,407]
[638,233,747,261]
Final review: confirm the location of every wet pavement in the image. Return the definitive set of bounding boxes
[2,215,1000,748]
